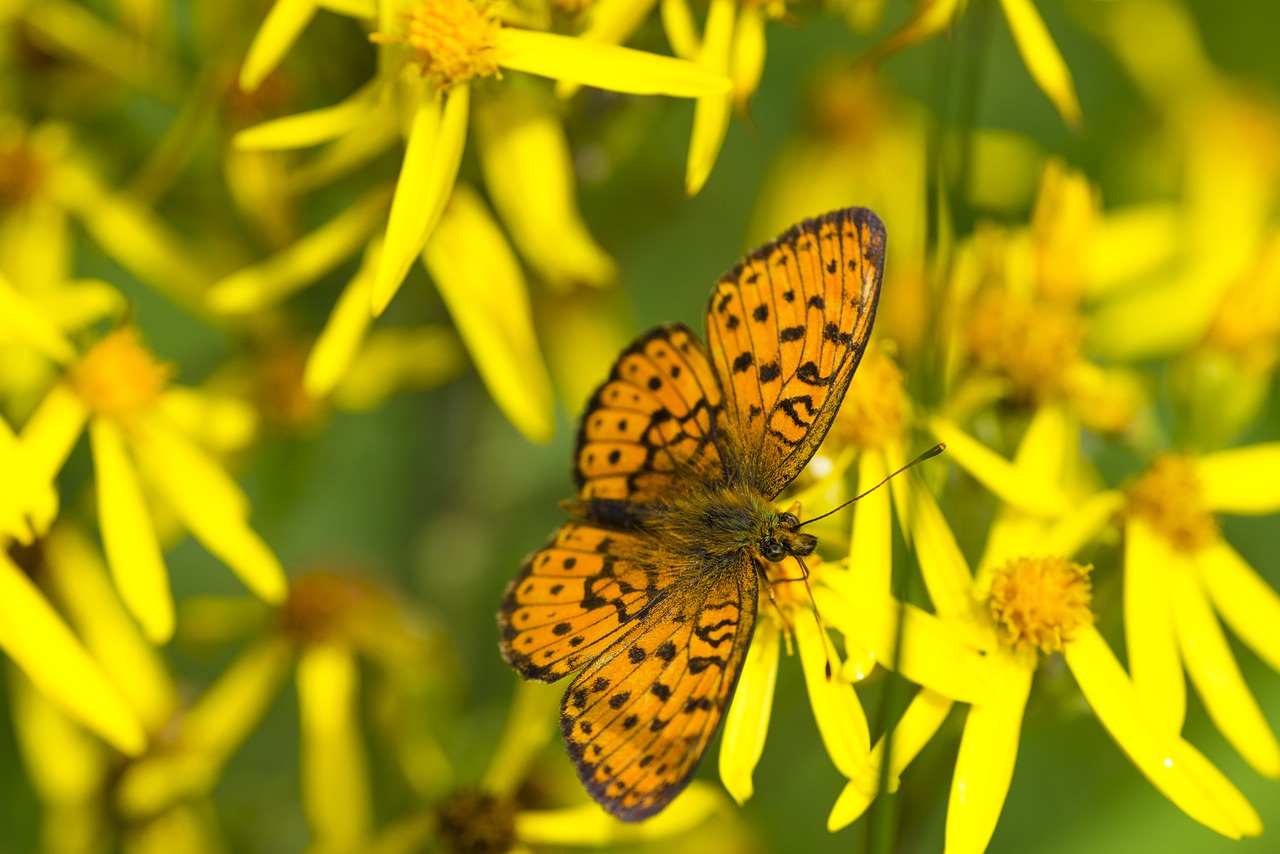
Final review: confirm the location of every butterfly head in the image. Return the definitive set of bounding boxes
[759,510,817,563]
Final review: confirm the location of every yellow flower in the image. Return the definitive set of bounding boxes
[16,325,284,643]
[234,0,730,317]
[828,406,1261,847]
[1121,448,1280,778]
[941,160,1155,436]
[866,0,1082,128]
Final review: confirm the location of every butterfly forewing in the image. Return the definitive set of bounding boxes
[561,558,758,820]
[500,524,679,683]
[574,324,725,502]
[706,208,885,497]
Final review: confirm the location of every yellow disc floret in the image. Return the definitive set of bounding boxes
[1125,453,1220,552]
[987,556,1093,656]
[69,327,172,419]
[374,0,501,90]
[834,343,907,449]
[967,289,1084,404]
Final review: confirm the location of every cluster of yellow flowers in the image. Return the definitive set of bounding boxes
[0,0,1277,851]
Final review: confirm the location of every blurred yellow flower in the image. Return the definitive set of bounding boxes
[867,0,1082,128]
[16,325,284,643]
[829,407,1261,848]
[1121,448,1280,779]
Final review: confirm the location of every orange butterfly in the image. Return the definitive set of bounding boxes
[499,208,885,820]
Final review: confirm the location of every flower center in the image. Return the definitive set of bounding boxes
[279,572,378,644]
[1125,453,1219,552]
[987,556,1093,656]
[834,344,906,448]
[69,328,172,419]
[436,789,517,854]
[966,289,1084,403]
[373,0,501,90]
[0,139,45,208]
[1200,244,1280,374]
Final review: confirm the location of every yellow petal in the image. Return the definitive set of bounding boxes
[848,449,893,598]
[117,637,293,816]
[795,609,869,778]
[372,84,469,316]
[828,689,953,831]
[234,80,382,150]
[719,617,780,804]
[0,271,76,363]
[997,0,1082,128]
[495,28,730,98]
[1124,518,1186,734]
[516,782,722,844]
[729,3,765,108]
[481,679,559,797]
[422,185,556,443]
[945,651,1033,854]
[0,415,57,543]
[240,0,318,93]
[660,0,700,60]
[684,0,734,196]
[866,0,962,61]
[132,419,287,603]
[1195,443,1280,514]
[815,582,990,703]
[1173,559,1280,777]
[207,185,390,313]
[554,0,662,98]
[43,525,176,731]
[0,552,146,755]
[49,162,207,302]
[906,480,980,621]
[1064,624,1249,838]
[332,325,466,411]
[89,418,173,644]
[1040,490,1125,560]
[317,0,375,15]
[1168,740,1263,837]
[304,239,380,398]
[156,387,258,456]
[298,643,371,848]
[473,90,616,291]
[20,381,89,484]
[289,111,401,193]
[1198,539,1280,672]
[929,416,1071,516]
[9,667,106,804]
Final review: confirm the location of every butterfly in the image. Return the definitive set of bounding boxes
[499,207,885,820]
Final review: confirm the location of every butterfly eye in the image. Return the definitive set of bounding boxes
[778,512,800,529]
[761,539,787,562]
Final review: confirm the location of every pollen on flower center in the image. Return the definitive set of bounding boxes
[69,328,172,419]
[1125,453,1220,552]
[373,0,501,90]
[834,344,906,448]
[987,556,1093,655]
[967,290,1083,403]
[279,572,379,644]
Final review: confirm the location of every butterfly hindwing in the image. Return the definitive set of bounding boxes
[500,524,678,683]
[560,556,759,820]
[574,324,725,502]
[705,208,885,497]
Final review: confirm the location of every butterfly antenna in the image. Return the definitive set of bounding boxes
[794,554,836,681]
[798,443,946,530]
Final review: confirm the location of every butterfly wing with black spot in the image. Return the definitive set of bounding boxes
[559,556,758,820]
[705,208,885,498]
[573,323,725,502]
[500,523,679,683]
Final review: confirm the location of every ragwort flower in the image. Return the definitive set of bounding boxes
[16,324,284,643]
[828,407,1261,849]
